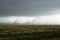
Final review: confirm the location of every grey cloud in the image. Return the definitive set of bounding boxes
[0,0,60,17]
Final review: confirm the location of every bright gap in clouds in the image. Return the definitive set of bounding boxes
[0,14,60,25]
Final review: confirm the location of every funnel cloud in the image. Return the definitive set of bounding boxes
[0,0,60,24]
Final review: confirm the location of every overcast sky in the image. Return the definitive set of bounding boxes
[0,0,60,24]
[0,0,60,16]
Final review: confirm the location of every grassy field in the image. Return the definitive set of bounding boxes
[0,25,60,40]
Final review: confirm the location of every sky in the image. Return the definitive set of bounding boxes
[0,0,60,24]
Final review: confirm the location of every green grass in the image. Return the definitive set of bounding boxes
[0,25,60,40]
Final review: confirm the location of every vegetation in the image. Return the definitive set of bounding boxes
[0,25,60,40]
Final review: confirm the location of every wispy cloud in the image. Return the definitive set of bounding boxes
[0,14,60,25]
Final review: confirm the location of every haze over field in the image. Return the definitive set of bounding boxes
[0,0,60,25]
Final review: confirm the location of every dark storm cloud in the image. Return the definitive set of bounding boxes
[0,0,60,17]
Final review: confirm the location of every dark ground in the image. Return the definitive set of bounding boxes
[0,25,60,40]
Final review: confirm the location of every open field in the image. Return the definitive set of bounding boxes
[0,25,60,40]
